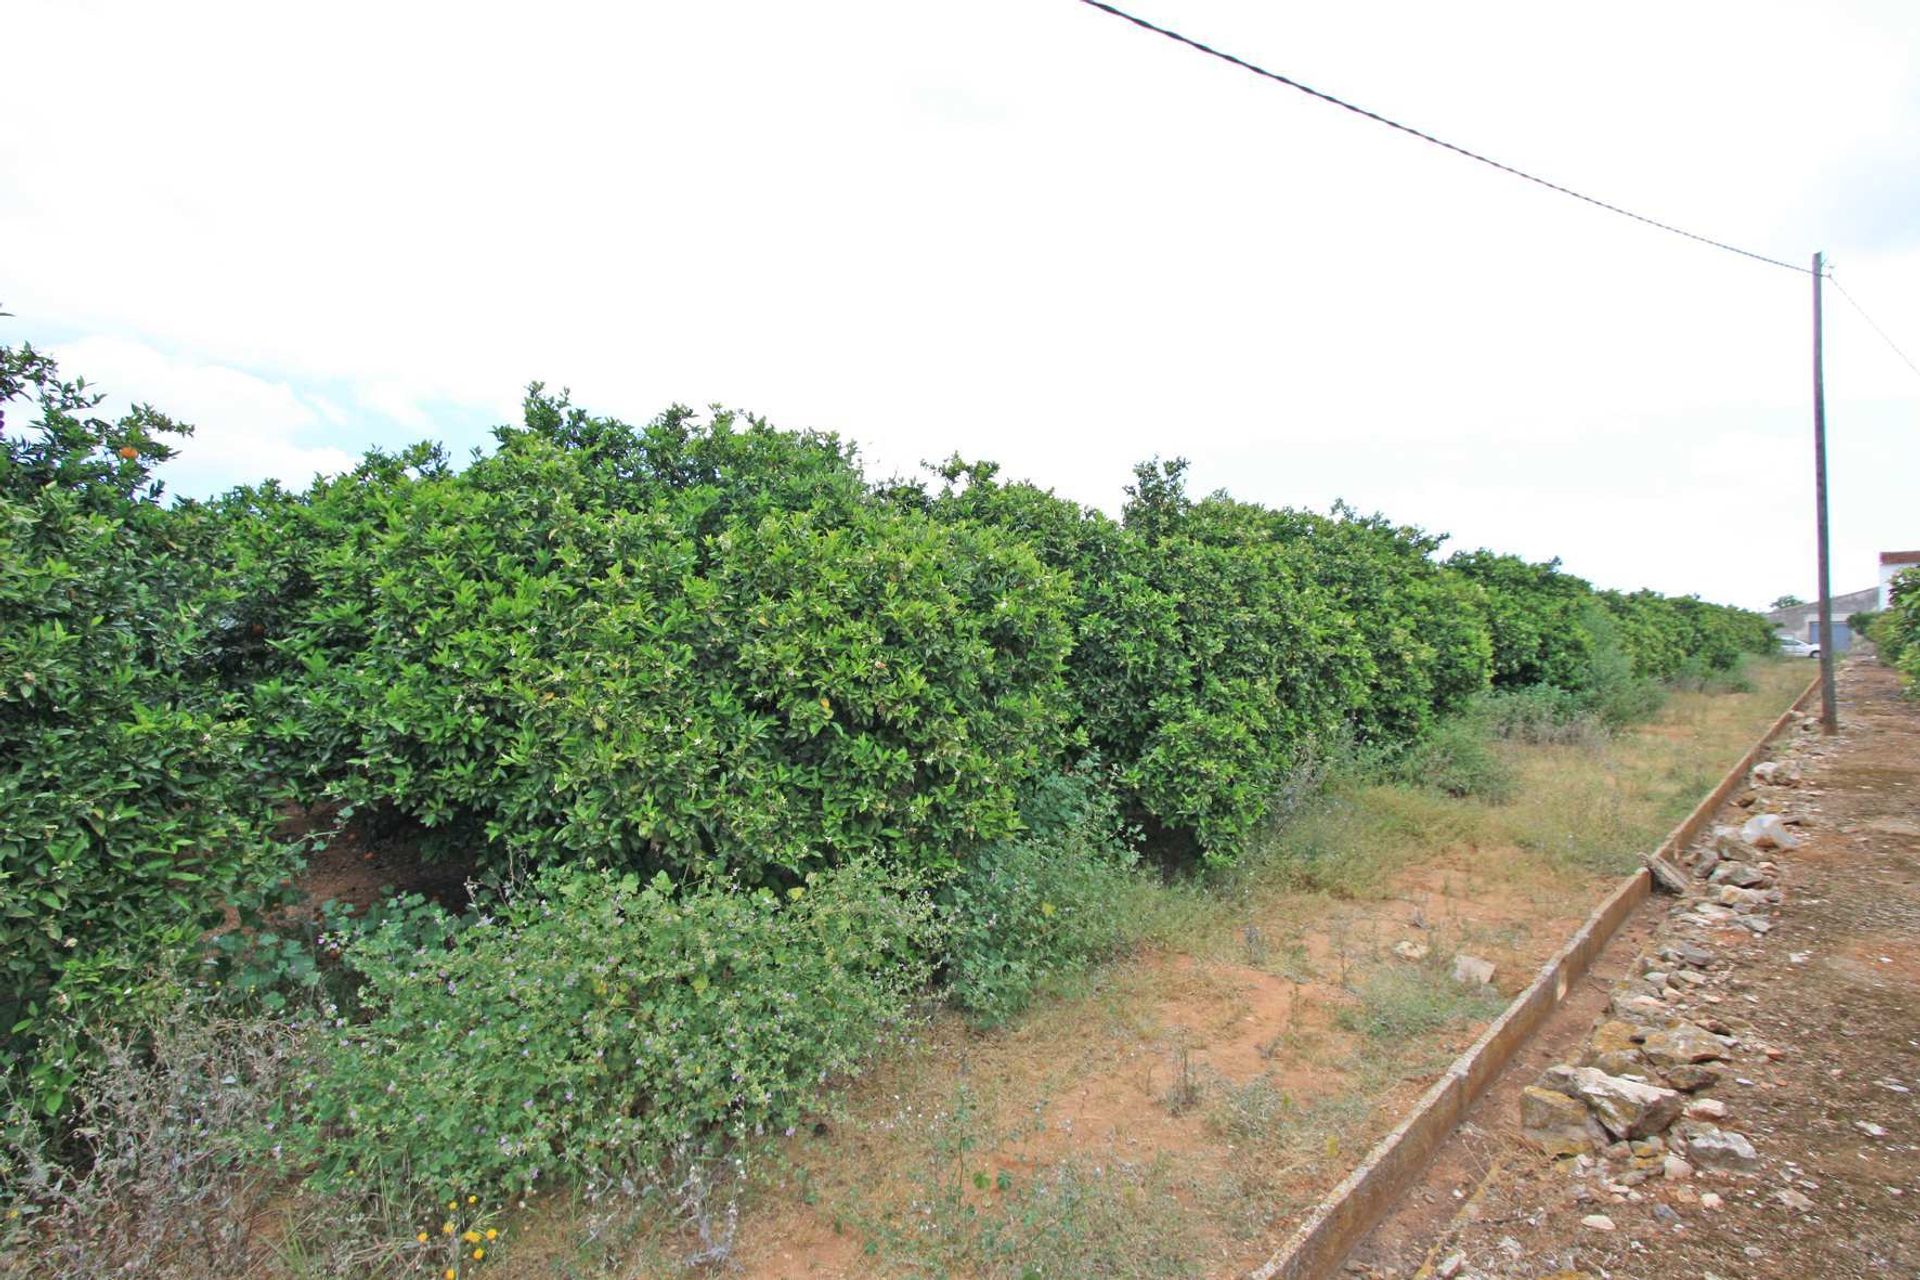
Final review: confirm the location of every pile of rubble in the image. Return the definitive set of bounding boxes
[1517,731,1817,1210]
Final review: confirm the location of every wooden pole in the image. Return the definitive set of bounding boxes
[1813,251,1838,734]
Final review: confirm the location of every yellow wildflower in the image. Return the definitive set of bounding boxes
[416,1231,430,1243]
[473,1248,486,1260]
[468,1194,478,1204]
[485,1229,499,1241]
[442,1221,455,1235]
[464,1230,481,1243]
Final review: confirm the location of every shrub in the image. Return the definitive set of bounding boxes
[924,460,1490,863]
[239,407,1075,885]
[941,770,1140,1025]
[1574,604,1667,727]
[0,339,291,1116]
[1386,716,1515,803]
[1447,551,1597,691]
[280,860,936,1200]
[1877,569,1920,691]
[1,1008,300,1280]
[1472,685,1601,745]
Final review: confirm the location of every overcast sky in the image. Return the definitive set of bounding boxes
[5,0,1916,609]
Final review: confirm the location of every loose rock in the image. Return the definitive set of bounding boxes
[1452,953,1496,986]
[1642,1021,1729,1068]
[1521,1086,1602,1158]
[1740,812,1801,851]
[1663,1062,1726,1092]
[1709,862,1772,889]
[1686,1127,1761,1173]
[1563,1067,1684,1140]
[1685,1097,1729,1121]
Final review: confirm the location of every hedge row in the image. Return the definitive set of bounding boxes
[1,344,1776,1108]
[216,400,1770,875]
[1873,568,1920,690]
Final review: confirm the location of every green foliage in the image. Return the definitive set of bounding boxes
[1447,551,1597,690]
[1385,716,1515,803]
[923,461,1498,862]
[234,401,1074,884]
[1335,963,1506,1041]
[1876,569,1920,692]
[1574,603,1667,728]
[281,861,935,1199]
[1599,589,1771,680]
[0,338,290,1116]
[941,770,1140,1025]
[1472,684,1600,745]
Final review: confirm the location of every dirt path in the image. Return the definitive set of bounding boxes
[1348,657,1920,1279]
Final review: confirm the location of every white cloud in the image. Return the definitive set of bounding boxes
[48,336,356,494]
[3,0,1916,607]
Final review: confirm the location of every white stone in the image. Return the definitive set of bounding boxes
[1452,953,1496,986]
[1688,1127,1761,1173]
[1740,813,1801,851]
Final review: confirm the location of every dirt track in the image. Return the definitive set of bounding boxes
[1347,656,1920,1279]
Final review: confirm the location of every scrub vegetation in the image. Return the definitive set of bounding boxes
[1869,567,1920,692]
[0,329,1780,1276]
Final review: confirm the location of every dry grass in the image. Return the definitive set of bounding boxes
[478,659,1811,1279]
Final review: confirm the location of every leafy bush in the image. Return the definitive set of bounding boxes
[1447,551,1597,691]
[941,770,1140,1025]
[0,339,290,1116]
[1877,569,1920,691]
[922,459,1497,862]
[280,861,936,1199]
[236,404,1075,884]
[1574,604,1667,728]
[1472,685,1600,745]
[1386,716,1515,803]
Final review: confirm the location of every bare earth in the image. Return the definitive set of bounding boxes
[1350,657,1920,1280]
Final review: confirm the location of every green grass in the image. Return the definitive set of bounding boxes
[1335,963,1507,1042]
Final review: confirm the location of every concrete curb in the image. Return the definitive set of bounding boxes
[1246,672,1822,1280]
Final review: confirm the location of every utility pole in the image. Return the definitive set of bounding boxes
[1813,251,1838,734]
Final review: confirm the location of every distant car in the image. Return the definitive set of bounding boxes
[1777,635,1820,658]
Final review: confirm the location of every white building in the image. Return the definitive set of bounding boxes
[1881,550,1920,609]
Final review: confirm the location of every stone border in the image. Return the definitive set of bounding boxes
[1246,673,1822,1280]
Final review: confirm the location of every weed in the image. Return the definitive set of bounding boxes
[865,1086,1200,1279]
[0,1006,317,1280]
[1335,963,1506,1043]
[1240,924,1269,969]
[1386,716,1516,803]
[1161,1035,1203,1116]
[1207,1076,1291,1144]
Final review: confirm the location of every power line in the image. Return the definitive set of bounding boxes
[1075,0,1810,276]
[1828,272,1920,382]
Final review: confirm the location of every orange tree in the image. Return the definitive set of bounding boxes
[0,336,288,1114]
